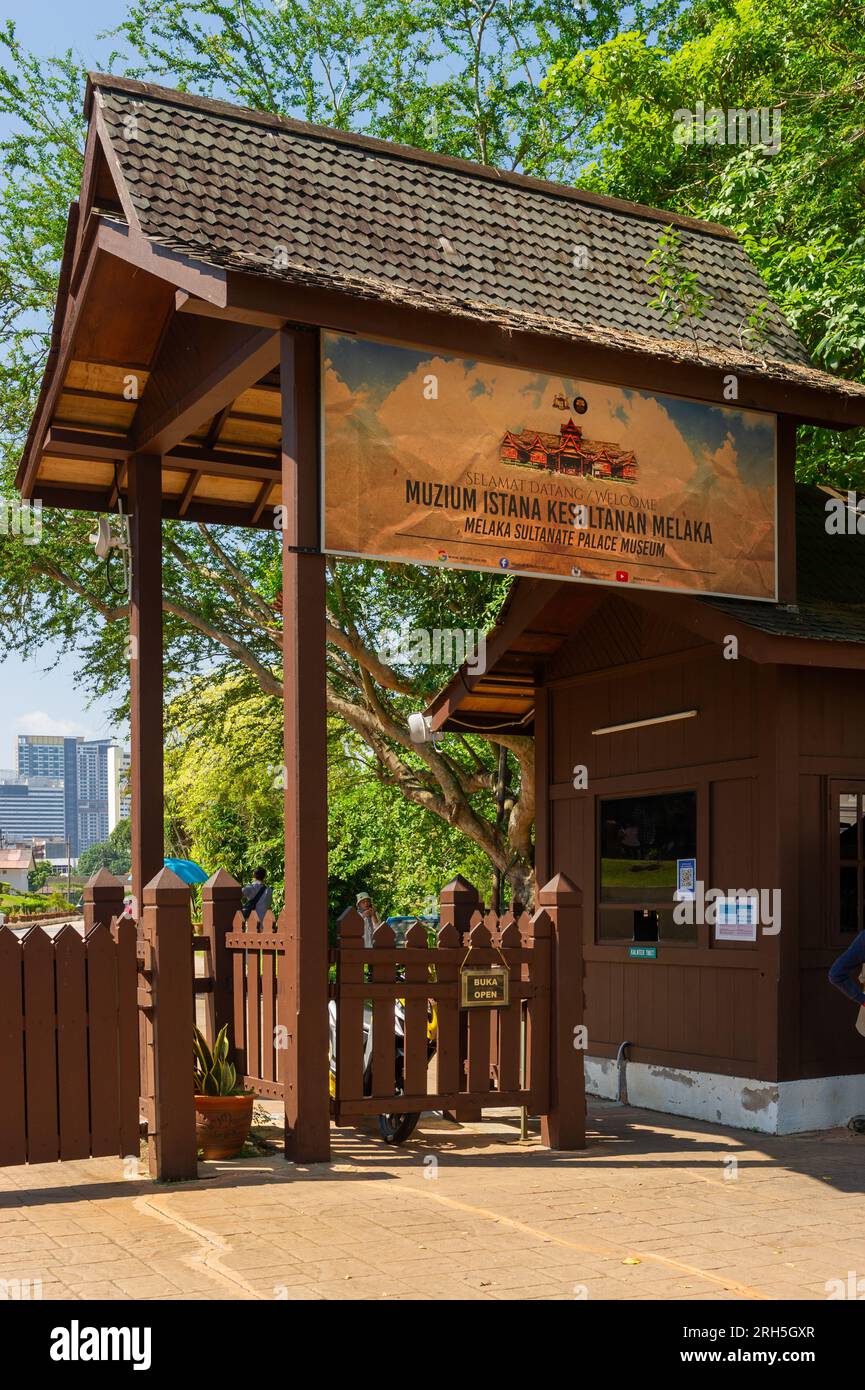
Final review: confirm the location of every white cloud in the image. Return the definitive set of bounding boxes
[13,711,95,739]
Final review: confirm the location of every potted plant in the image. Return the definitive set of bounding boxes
[193,1025,254,1159]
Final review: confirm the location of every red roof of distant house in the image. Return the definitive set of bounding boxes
[0,847,35,870]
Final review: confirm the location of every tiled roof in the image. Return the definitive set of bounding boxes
[89,75,814,374]
[704,485,865,644]
[0,847,34,869]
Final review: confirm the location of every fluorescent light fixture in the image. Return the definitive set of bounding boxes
[591,709,698,737]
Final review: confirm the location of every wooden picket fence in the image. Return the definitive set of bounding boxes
[0,865,584,1179]
[0,919,139,1166]
[0,867,198,1180]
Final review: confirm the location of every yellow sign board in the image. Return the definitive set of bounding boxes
[322,333,778,601]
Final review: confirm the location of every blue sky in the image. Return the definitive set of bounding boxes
[3,0,123,63]
[0,0,129,767]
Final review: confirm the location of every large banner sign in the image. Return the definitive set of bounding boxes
[322,333,777,601]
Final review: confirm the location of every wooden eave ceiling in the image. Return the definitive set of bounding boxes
[428,583,595,734]
[26,253,284,525]
[18,131,287,528]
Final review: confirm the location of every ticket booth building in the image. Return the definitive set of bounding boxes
[430,487,865,1133]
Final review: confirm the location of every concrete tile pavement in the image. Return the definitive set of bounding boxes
[1,1098,865,1301]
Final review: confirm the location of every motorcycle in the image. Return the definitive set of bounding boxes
[328,996,438,1144]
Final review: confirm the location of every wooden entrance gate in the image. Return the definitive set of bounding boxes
[331,909,550,1121]
[330,873,585,1143]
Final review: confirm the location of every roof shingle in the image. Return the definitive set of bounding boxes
[91,75,813,374]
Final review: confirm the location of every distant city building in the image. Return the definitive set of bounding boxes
[0,777,66,846]
[107,746,131,833]
[76,739,112,851]
[12,734,121,855]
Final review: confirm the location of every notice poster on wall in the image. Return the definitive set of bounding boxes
[714,898,759,942]
[322,333,777,601]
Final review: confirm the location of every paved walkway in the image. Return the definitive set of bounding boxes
[1,1100,863,1301]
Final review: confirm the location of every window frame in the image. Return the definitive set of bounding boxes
[595,786,699,947]
[828,778,865,945]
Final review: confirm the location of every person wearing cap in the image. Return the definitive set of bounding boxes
[356,891,379,947]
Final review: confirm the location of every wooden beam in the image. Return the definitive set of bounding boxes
[29,483,280,530]
[164,445,278,479]
[44,426,131,459]
[94,215,228,306]
[250,479,273,526]
[281,327,331,1163]
[222,271,865,430]
[205,402,233,448]
[176,289,283,331]
[128,455,165,915]
[177,470,201,518]
[132,313,280,456]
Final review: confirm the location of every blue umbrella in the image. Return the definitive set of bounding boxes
[163,857,209,886]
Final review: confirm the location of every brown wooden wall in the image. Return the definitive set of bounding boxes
[539,595,865,1086]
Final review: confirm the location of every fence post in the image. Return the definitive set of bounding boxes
[83,868,125,933]
[201,869,239,1045]
[140,867,197,1180]
[439,876,483,1121]
[538,873,586,1150]
[438,875,481,940]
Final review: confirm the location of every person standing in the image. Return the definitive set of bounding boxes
[242,866,273,922]
[828,929,865,1029]
[356,891,379,947]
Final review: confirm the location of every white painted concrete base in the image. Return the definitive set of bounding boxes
[585,1055,865,1134]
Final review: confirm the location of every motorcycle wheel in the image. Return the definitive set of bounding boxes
[378,1111,421,1144]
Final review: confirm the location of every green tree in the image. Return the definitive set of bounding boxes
[77,818,133,877]
[2,0,861,912]
[543,0,865,485]
[4,1,657,905]
[27,859,53,892]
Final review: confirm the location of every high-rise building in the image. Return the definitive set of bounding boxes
[0,777,66,845]
[17,734,65,778]
[107,746,131,833]
[76,739,112,851]
[12,734,121,856]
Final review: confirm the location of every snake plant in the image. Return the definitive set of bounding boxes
[194,1025,242,1096]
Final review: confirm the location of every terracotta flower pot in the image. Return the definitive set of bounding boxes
[194,1093,254,1159]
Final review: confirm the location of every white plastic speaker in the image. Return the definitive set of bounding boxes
[89,518,115,559]
[408,712,432,744]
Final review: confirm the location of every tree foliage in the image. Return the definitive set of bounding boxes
[77,818,132,877]
[544,0,865,484]
[0,0,862,913]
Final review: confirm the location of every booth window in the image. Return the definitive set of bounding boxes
[597,790,697,944]
[837,789,865,936]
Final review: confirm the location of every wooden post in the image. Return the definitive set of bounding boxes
[140,867,197,1180]
[83,868,125,933]
[439,876,482,1121]
[538,873,586,1150]
[281,327,331,1163]
[334,907,365,1125]
[201,869,239,1045]
[128,454,165,916]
